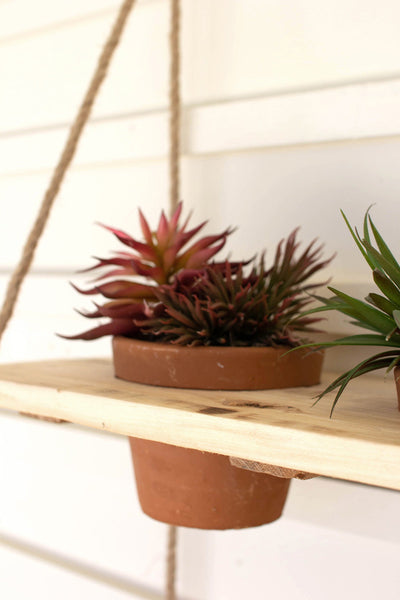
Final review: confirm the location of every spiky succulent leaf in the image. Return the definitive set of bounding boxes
[139,264,271,347]
[366,293,397,317]
[368,214,400,271]
[91,203,231,286]
[340,209,376,270]
[59,318,140,341]
[315,351,400,416]
[373,269,400,307]
[393,310,400,330]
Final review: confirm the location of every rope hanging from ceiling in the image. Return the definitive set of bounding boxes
[166,0,181,596]
[169,0,181,215]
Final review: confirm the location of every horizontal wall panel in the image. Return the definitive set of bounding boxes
[0,411,168,591]
[188,79,400,154]
[0,0,121,40]
[3,79,400,177]
[1,409,399,600]
[0,140,399,278]
[0,163,168,271]
[0,542,150,600]
[285,478,400,544]
[0,275,387,378]
[0,112,168,175]
[1,411,400,600]
[183,0,400,103]
[205,517,400,600]
[3,1,400,132]
[0,275,112,363]
[0,1,169,133]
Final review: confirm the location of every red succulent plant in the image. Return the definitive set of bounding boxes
[64,204,332,347]
[64,203,232,340]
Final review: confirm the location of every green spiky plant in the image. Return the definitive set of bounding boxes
[303,208,400,414]
[64,202,331,348]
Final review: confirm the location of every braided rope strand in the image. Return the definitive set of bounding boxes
[166,525,178,600]
[166,1,181,598]
[169,0,181,214]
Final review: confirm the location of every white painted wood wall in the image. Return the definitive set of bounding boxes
[1,1,400,598]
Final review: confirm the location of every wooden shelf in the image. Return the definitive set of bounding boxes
[0,359,399,491]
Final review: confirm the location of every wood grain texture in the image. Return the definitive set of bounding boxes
[0,359,399,490]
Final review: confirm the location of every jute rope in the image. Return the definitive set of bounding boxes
[166,1,181,598]
[166,525,178,600]
[169,0,181,214]
[0,0,137,346]
[229,457,316,480]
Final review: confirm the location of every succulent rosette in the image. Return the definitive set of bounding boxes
[64,203,232,340]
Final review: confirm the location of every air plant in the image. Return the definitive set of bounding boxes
[64,202,331,348]
[303,208,400,414]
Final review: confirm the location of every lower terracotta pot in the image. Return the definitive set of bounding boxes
[115,337,323,529]
[129,438,290,529]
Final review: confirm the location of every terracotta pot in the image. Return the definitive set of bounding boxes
[394,367,400,411]
[129,438,290,530]
[112,337,324,390]
[114,337,323,529]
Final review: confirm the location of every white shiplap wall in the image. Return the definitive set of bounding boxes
[1,1,400,598]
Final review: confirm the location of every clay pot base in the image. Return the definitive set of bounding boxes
[113,337,324,390]
[129,438,290,530]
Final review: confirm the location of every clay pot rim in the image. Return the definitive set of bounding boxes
[112,335,324,390]
[113,335,316,356]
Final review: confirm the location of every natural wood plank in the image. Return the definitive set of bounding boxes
[0,359,399,491]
